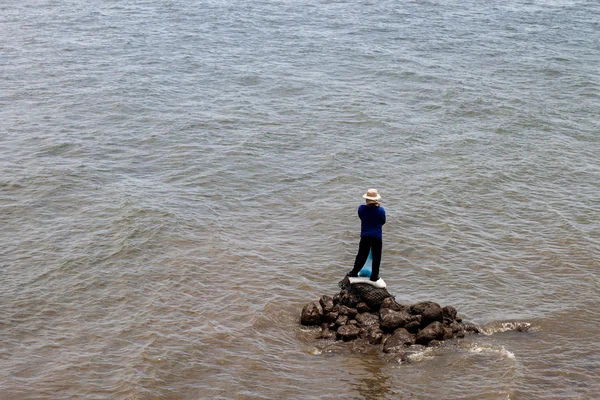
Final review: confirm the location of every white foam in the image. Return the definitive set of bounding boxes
[407,347,435,362]
[483,321,536,335]
[469,344,516,360]
[307,348,322,355]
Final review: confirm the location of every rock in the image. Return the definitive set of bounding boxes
[334,314,349,327]
[410,301,443,327]
[323,310,339,324]
[337,325,360,341]
[355,312,380,329]
[332,293,342,305]
[361,327,384,345]
[300,301,322,326]
[442,306,457,323]
[415,321,445,345]
[443,327,454,340]
[338,305,358,319]
[448,321,463,333]
[380,297,407,312]
[317,328,337,340]
[405,315,422,332]
[394,328,416,346]
[464,322,484,334]
[381,332,391,345]
[380,308,415,331]
[383,328,415,353]
[356,302,371,313]
[339,291,361,308]
[428,340,442,347]
[300,280,483,352]
[320,295,335,314]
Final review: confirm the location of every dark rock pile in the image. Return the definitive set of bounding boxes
[300,277,482,355]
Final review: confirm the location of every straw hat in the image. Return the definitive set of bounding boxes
[362,188,381,201]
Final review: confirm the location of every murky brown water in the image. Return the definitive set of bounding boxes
[2,0,599,399]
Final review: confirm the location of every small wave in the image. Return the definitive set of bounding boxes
[406,347,435,363]
[482,321,538,335]
[469,344,516,360]
[307,347,322,356]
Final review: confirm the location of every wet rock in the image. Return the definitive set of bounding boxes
[300,301,322,326]
[443,326,454,340]
[415,321,445,345]
[404,315,422,332]
[300,279,484,354]
[317,328,337,340]
[334,314,349,327]
[383,328,415,354]
[355,312,380,329]
[332,293,342,305]
[380,308,415,331]
[380,297,407,312]
[361,327,384,345]
[381,332,391,345]
[410,301,443,327]
[320,295,335,314]
[338,305,358,319]
[323,310,339,324]
[442,306,457,323]
[339,291,361,308]
[356,302,371,313]
[337,325,360,341]
[448,321,463,333]
[464,322,484,334]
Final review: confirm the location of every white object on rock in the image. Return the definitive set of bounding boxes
[348,277,386,289]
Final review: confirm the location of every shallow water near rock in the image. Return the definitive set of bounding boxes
[2,0,599,399]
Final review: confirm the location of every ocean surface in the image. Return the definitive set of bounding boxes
[1,0,599,399]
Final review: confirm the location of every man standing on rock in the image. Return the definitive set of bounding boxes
[347,188,386,282]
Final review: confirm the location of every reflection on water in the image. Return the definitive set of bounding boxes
[351,359,394,400]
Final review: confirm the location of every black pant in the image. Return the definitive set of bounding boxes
[350,236,382,280]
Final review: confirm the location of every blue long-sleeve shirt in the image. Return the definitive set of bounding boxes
[358,204,386,239]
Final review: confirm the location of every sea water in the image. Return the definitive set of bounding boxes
[1,0,599,398]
